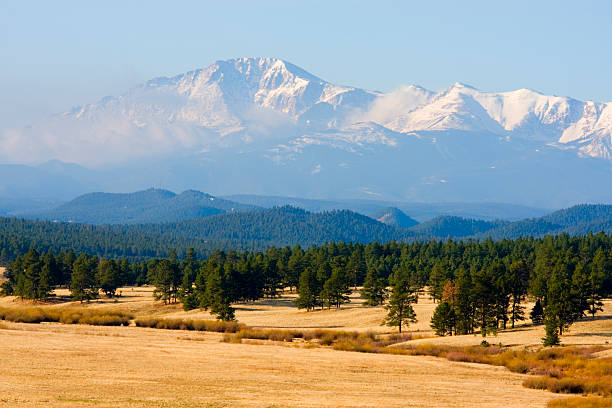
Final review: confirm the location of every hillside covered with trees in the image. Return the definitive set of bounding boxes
[23,188,260,224]
[3,204,612,266]
[0,206,415,263]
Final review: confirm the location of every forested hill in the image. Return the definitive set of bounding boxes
[150,206,414,248]
[24,188,260,224]
[472,204,612,240]
[0,206,414,263]
[2,203,612,265]
[409,216,508,238]
[370,207,419,229]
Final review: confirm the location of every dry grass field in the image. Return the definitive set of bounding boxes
[0,287,610,407]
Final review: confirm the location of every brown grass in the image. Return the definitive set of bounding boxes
[0,287,610,407]
[0,306,132,326]
[548,396,612,408]
[389,343,612,399]
[0,322,556,408]
[134,317,244,333]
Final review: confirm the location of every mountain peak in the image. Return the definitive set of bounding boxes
[449,82,479,91]
[4,56,612,208]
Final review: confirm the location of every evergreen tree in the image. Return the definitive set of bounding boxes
[70,254,98,302]
[263,247,283,298]
[37,262,53,300]
[96,259,121,297]
[321,266,351,309]
[295,267,320,311]
[383,270,417,333]
[428,261,448,302]
[472,265,498,336]
[346,249,366,288]
[587,249,606,318]
[431,301,455,336]
[508,259,529,328]
[543,312,560,346]
[179,264,196,300]
[43,252,62,289]
[360,266,387,306]
[151,259,174,304]
[542,261,583,342]
[168,250,182,303]
[530,299,544,324]
[286,245,305,292]
[454,267,475,334]
[205,263,235,320]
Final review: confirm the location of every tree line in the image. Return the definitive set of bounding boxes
[2,233,611,342]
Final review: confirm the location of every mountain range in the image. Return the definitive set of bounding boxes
[1,57,612,207]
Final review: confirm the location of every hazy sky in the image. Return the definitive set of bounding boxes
[2,0,611,129]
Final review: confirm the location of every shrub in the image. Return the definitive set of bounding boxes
[548,397,612,408]
[134,317,244,333]
[0,306,132,326]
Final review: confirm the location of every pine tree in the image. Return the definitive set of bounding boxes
[346,249,366,289]
[360,266,387,306]
[542,261,582,340]
[151,259,174,304]
[70,254,98,302]
[97,259,120,297]
[543,312,560,346]
[472,265,498,337]
[454,267,474,334]
[321,266,351,309]
[530,299,544,324]
[295,267,320,311]
[587,249,606,318]
[383,270,417,333]
[37,262,53,300]
[263,248,282,298]
[205,264,235,320]
[431,301,455,336]
[286,246,305,292]
[508,259,529,328]
[179,265,196,300]
[428,261,448,303]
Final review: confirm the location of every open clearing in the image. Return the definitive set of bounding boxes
[0,288,610,407]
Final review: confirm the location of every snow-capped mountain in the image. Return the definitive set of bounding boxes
[1,57,612,206]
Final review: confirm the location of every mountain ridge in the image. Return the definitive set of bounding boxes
[25,188,260,224]
[2,57,612,207]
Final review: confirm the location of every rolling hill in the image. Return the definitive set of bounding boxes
[409,216,507,238]
[0,206,415,261]
[370,207,419,229]
[25,188,260,224]
[474,204,612,239]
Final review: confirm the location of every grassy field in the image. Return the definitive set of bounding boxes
[0,287,610,407]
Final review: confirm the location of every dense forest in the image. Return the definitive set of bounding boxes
[3,233,611,343]
[2,204,612,265]
[0,207,414,262]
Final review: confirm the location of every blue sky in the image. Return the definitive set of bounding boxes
[2,0,611,129]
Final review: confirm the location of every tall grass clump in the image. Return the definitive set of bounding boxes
[398,343,612,399]
[134,317,244,333]
[547,396,612,408]
[0,306,132,326]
